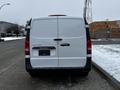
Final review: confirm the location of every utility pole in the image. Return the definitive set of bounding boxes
[0,3,10,41]
[105,19,111,40]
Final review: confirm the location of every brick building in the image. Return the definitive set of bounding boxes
[89,20,120,39]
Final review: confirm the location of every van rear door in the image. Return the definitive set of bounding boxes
[30,18,58,68]
[58,18,87,67]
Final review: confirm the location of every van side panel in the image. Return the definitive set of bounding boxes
[58,18,87,67]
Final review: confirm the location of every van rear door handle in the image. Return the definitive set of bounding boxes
[54,38,63,41]
[60,43,70,46]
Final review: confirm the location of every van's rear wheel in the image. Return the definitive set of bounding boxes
[81,71,89,76]
[28,71,37,77]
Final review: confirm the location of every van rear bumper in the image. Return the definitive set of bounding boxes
[25,57,92,72]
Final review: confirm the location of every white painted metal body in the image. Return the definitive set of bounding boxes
[30,16,87,69]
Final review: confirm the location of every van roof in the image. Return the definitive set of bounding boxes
[32,16,84,21]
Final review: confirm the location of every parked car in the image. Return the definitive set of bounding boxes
[25,15,92,77]
[0,38,4,42]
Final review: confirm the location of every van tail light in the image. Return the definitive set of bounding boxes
[25,38,30,55]
[87,39,92,57]
[87,40,91,51]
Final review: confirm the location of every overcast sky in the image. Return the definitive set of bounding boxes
[0,0,120,25]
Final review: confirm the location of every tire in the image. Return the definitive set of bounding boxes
[0,39,4,42]
[28,71,37,77]
[80,71,89,77]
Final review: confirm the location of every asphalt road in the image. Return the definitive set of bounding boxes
[0,40,117,90]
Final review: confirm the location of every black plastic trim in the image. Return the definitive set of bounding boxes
[25,58,91,72]
[25,58,32,72]
[32,46,56,50]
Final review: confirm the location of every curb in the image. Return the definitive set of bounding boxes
[92,62,120,90]
[92,40,120,45]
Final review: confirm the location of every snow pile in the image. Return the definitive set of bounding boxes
[92,45,120,82]
[1,37,25,41]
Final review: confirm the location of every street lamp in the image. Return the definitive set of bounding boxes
[0,3,10,10]
[0,3,10,41]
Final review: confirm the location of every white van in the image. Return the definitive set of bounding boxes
[25,15,92,76]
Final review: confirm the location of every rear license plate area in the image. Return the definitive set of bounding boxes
[32,46,56,56]
[39,48,50,56]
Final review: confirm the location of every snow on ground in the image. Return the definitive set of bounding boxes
[1,37,25,41]
[92,45,120,82]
